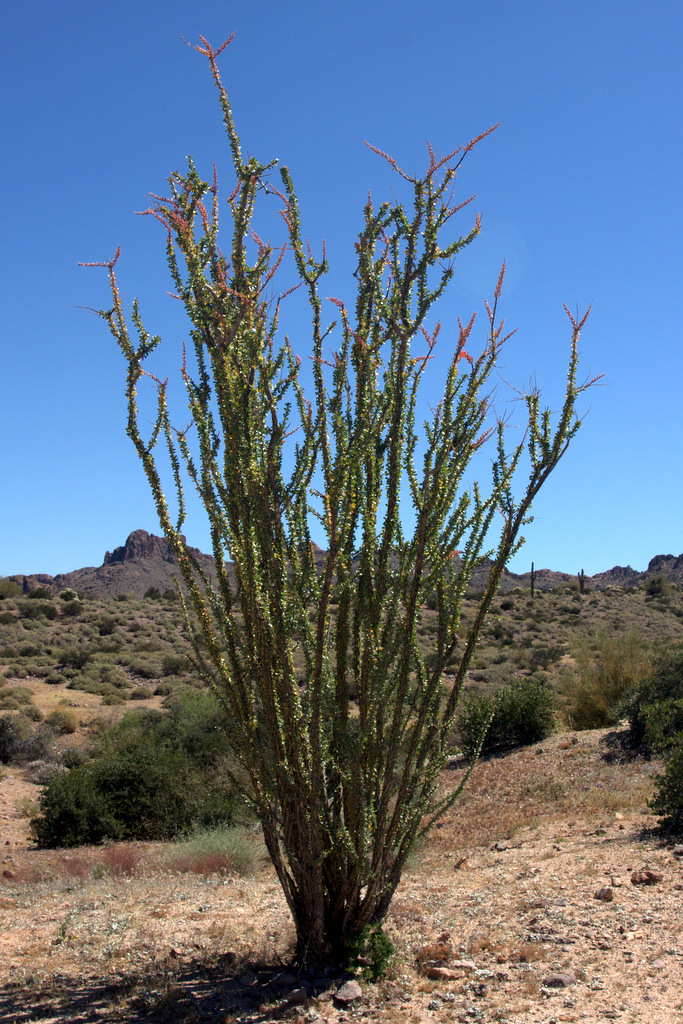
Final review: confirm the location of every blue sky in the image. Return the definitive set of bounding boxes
[2,0,681,578]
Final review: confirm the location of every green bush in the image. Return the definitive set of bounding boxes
[19,601,57,620]
[457,677,555,757]
[29,587,53,600]
[61,601,82,617]
[0,715,54,764]
[0,612,15,625]
[621,649,683,751]
[32,692,238,846]
[19,643,42,658]
[0,714,33,762]
[162,653,191,676]
[31,747,204,846]
[144,586,162,601]
[44,673,67,686]
[562,629,649,730]
[0,578,22,599]
[46,708,79,734]
[649,742,683,832]
[59,648,91,670]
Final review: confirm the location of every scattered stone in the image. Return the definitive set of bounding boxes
[631,870,664,885]
[240,971,258,987]
[451,959,477,972]
[334,980,362,1004]
[275,973,299,986]
[542,971,577,989]
[492,841,509,852]
[673,845,683,857]
[595,887,613,901]
[454,857,469,870]
[426,967,460,981]
[285,987,308,1006]
[610,875,624,887]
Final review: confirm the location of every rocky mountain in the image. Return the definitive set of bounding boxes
[9,530,219,599]
[9,529,683,599]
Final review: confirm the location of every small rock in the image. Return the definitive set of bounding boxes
[492,841,509,852]
[426,967,461,981]
[673,845,683,857]
[285,987,308,1006]
[240,971,258,987]
[275,973,299,986]
[610,876,624,887]
[334,980,363,1004]
[454,857,469,870]
[631,870,664,885]
[542,971,577,989]
[452,959,476,972]
[594,887,613,901]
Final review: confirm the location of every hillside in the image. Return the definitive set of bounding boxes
[8,528,683,599]
[2,557,683,1022]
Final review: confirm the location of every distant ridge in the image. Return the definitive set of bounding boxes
[8,530,683,598]
[9,530,218,599]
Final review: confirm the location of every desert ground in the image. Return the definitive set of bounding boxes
[1,725,681,1024]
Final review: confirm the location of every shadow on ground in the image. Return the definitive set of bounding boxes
[0,953,332,1023]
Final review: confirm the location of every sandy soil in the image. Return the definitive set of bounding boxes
[0,728,681,1024]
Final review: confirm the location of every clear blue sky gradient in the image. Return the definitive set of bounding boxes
[2,0,681,578]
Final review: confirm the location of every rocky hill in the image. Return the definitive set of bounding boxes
[9,529,683,598]
[9,530,219,599]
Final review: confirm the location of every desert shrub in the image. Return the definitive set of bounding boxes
[61,601,82,617]
[154,682,173,696]
[621,649,683,751]
[0,612,16,625]
[97,616,117,636]
[59,648,91,670]
[500,598,514,611]
[46,708,79,734]
[31,746,203,846]
[129,686,151,700]
[166,825,259,877]
[644,575,671,598]
[0,685,34,709]
[162,589,178,602]
[19,600,57,621]
[59,589,79,602]
[32,734,236,847]
[67,677,117,697]
[0,579,22,599]
[0,714,33,762]
[101,694,126,705]
[457,677,555,757]
[44,673,67,686]
[144,587,162,601]
[23,706,44,723]
[0,716,54,764]
[343,925,395,981]
[29,587,53,600]
[528,644,565,671]
[649,744,683,832]
[18,643,42,658]
[162,653,191,676]
[562,629,649,730]
[121,652,164,678]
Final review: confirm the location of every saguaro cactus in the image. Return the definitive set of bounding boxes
[84,36,598,964]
